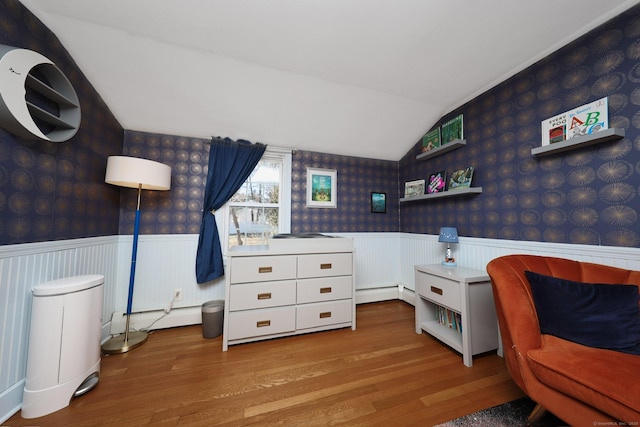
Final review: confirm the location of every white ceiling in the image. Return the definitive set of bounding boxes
[18,0,639,160]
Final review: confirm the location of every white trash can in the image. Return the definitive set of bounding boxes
[22,275,104,419]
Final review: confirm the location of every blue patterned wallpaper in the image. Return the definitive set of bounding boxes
[120,131,208,235]
[290,150,399,233]
[0,0,123,246]
[3,0,640,250]
[400,5,640,247]
[121,131,400,235]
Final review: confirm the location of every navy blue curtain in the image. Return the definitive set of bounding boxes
[196,137,266,283]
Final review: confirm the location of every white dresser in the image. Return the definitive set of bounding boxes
[222,236,355,351]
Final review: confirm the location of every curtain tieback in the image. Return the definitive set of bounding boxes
[210,209,216,215]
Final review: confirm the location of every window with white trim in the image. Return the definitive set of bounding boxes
[218,149,291,252]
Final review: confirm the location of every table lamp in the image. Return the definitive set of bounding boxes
[101,156,171,354]
[438,227,459,266]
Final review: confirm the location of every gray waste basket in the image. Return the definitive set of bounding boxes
[202,300,224,338]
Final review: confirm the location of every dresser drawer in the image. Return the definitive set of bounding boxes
[227,306,296,340]
[297,276,352,304]
[229,280,296,311]
[416,272,461,312]
[230,255,297,284]
[297,253,352,279]
[296,299,352,330]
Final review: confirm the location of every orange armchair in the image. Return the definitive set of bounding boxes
[486,254,640,426]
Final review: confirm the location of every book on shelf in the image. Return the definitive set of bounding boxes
[448,166,474,190]
[435,305,462,333]
[427,170,446,194]
[404,179,425,198]
[421,127,441,153]
[441,114,463,144]
[540,96,608,147]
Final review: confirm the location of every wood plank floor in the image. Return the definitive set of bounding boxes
[6,301,524,426]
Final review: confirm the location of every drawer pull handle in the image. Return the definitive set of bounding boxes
[320,287,332,294]
[319,311,332,319]
[257,292,272,300]
[320,263,332,270]
[430,286,443,295]
[256,320,271,327]
[258,266,273,274]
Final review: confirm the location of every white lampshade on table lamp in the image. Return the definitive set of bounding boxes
[439,227,459,266]
[101,156,171,354]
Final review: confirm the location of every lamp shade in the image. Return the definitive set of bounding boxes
[105,156,171,190]
[438,227,459,243]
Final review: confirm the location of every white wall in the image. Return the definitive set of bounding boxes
[2,232,639,422]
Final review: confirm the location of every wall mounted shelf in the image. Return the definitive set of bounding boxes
[416,139,466,161]
[400,187,482,203]
[531,128,625,157]
[0,45,80,142]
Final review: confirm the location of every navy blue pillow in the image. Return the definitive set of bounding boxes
[524,270,640,355]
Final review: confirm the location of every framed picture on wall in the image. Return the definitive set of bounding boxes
[371,192,386,213]
[306,167,337,208]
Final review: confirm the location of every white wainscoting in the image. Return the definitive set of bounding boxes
[111,234,226,315]
[388,232,640,295]
[2,232,639,423]
[0,236,119,424]
[105,234,226,336]
[305,232,640,303]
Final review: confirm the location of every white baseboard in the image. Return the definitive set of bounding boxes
[107,306,203,336]
[105,287,414,338]
[354,284,416,306]
[399,287,416,306]
[0,380,24,424]
[355,286,402,304]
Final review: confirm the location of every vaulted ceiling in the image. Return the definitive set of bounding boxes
[18,0,639,160]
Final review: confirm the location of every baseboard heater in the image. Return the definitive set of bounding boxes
[107,287,415,336]
[355,284,415,306]
[108,306,202,335]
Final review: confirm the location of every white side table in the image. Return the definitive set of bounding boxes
[415,264,498,367]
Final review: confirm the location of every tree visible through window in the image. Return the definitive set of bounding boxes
[228,159,281,249]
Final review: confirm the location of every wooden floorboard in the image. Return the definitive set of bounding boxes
[6,300,524,426]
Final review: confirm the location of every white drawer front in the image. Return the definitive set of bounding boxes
[297,253,352,278]
[230,255,297,284]
[297,276,352,304]
[296,299,352,330]
[229,280,296,311]
[416,272,461,312]
[227,306,296,340]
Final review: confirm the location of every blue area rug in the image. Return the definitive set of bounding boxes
[434,397,567,426]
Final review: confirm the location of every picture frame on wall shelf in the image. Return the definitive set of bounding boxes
[427,170,447,194]
[371,192,386,213]
[448,166,474,190]
[404,179,425,198]
[306,167,337,208]
[421,127,441,153]
[441,114,464,144]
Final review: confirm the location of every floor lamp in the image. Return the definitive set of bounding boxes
[101,156,171,354]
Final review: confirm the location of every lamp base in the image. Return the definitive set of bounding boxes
[101,331,148,354]
[442,260,457,266]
